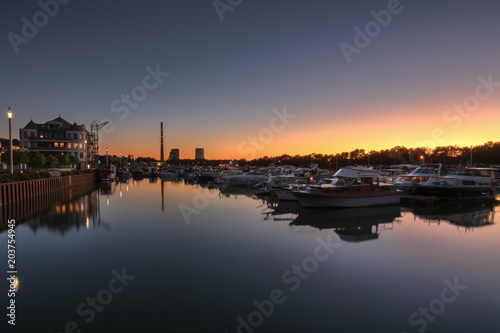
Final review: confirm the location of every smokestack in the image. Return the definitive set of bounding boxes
[160,122,164,162]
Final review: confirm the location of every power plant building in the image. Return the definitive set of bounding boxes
[169,148,179,160]
[195,148,205,160]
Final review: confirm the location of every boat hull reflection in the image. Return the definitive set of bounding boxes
[406,203,496,229]
[291,205,402,242]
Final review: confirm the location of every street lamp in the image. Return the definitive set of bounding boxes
[420,155,425,164]
[84,140,87,169]
[7,107,13,174]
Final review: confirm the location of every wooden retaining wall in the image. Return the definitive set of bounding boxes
[0,173,96,206]
[0,181,97,229]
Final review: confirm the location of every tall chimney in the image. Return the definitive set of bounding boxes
[160,122,164,162]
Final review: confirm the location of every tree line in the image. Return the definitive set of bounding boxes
[244,142,500,168]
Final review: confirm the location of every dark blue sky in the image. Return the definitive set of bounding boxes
[1,0,499,158]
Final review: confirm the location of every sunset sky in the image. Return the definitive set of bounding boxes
[1,0,500,159]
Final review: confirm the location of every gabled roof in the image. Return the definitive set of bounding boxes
[68,122,81,131]
[49,116,72,129]
[22,116,88,132]
[23,120,38,129]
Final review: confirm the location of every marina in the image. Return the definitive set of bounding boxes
[2,1,500,331]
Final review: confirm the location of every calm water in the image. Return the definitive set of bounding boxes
[2,178,500,333]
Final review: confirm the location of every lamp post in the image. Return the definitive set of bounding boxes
[119,152,122,168]
[420,155,425,165]
[106,147,108,166]
[84,140,87,169]
[7,107,13,174]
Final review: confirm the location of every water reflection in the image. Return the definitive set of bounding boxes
[0,182,97,232]
[2,177,500,332]
[27,187,102,234]
[290,205,401,242]
[262,199,301,221]
[406,203,496,231]
[219,186,256,199]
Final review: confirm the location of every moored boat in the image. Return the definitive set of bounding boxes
[98,165,117,182]
[143,167,158,178]
[219,169,271,187]
[413,167,498,202]
[291,167,402,208]
[394,164,449,193]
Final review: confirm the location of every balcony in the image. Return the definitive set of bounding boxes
[28,137,71,143]
[29,147,72,152]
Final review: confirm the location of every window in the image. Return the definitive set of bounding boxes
[73,133,77,140]
[73,143,78,149]
[54,142,59,148]
[23,141,28,148]
[79,134,83,140]
[79,143,83,149]
[80,152,84,159]
[23,131,27,138]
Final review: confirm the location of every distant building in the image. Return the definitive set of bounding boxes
[0,138,20,170]
[18,116,92,169]
[195,148,205,160]
[0,138,20,154]
[169,148,180,160]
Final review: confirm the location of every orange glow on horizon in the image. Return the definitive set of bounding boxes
[103,103,500,160]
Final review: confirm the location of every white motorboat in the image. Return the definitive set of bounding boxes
[378,164,417,184]
[271,178,334,201]
[414,167,498,202]
[393,164,449,193]
[143,167,158,177]
[219,169,271,187]
[159,168,177,178]
[292,183,402,208]
[291,167,402,208]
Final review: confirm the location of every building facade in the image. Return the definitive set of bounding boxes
[19,116,92,169]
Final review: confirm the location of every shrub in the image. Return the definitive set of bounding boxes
[0,174,20,183]
[39,171,51,179]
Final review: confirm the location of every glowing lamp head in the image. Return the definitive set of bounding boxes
[7,107,12,119]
